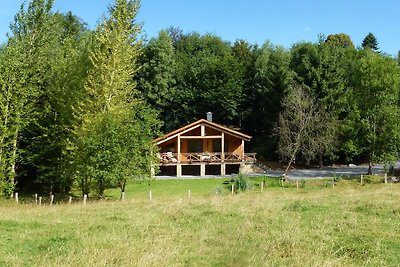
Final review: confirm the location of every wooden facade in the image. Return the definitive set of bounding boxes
[154,119,256,177]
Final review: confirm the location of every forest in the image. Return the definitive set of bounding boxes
[1,0,400,198]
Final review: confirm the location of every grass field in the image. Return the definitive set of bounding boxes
[1,177,400,266]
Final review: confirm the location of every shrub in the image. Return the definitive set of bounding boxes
[0,182,14,199]
[233,174,253,191]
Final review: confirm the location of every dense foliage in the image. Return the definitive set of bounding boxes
[1,0,400,196]
[0,0,158,197]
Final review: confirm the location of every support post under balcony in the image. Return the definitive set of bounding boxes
[221,163,226,176]
[221,133,225,161]
[200,163,206,177]
[177,164,182,177]
[177,134,181,163]
[241,139,245,161]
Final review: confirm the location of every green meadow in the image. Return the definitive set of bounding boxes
[1,177,399,266]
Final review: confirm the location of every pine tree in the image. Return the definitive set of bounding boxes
[362,32,379,51]
[397,50,400,65]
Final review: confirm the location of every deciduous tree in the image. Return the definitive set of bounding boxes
[324,33,355,48]
[0,0,57,196]
[137,30,176,132]
[276,85,336,174]
[73,0,160,198]
[348,50,400,174]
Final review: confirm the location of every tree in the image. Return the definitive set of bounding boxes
[245,42,292,160]
[231,39,258,130]
[74,104,159,198]
[166,26,183,47]
[347,50,400,174]
[170,33,243,127]
[324,33,355,48]
[0,44,28,197]
[362,32,379,51]
[276,85,336,174]
[7,1,91,195]
[137,30,176,132]
[73,0,160,198]
[0,0,58,196]
[397,50,400,65]
[290,42,352,166]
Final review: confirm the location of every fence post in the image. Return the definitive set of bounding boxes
[83,194,87,205]
[39,197,42,206]
[15,192,18,203]
[296,180,299,190]
[231,184,234,195]
[360,174,363,186]
[149,191,152,201]
[35,193,38,205]
[384,173,387,184]
[50,195,54,206]
[68,196,72,204]
[261,181,264,192]
[188,189,191,198]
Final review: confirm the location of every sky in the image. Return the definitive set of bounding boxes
[0,0,399,56]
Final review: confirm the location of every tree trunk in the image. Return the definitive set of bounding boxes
[0,101,10,166]
[318,152,323,169]
[82,176,90,197]
[49,184,53,199]
[98,177,105,199]
[284,155,295,175]
[120,180,126,201]
[368,160,373,175]
[9,126,20,189]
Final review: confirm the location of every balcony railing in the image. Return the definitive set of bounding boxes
[158,152,256,165]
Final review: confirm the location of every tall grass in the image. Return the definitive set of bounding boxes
[0,180,399,266]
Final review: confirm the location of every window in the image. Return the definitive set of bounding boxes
[188,140,203,153]
[213,139,229,152]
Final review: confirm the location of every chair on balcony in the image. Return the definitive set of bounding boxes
[201,153,211,162]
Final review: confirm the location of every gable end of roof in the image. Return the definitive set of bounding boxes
[154,119,252,144]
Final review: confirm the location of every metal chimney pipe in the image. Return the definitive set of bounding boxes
[206,112,212,122]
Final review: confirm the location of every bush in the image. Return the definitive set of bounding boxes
[0,182,14,199]
[233,174,253,191]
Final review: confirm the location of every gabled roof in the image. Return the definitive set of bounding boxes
[154,119,252,145]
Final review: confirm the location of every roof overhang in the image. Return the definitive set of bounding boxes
[154,119,252,145]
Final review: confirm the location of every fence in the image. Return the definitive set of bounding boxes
[10,173,394,205]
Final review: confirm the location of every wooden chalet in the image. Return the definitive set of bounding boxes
[154,113,256,177]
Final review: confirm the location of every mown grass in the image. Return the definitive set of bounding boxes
[104,178,227,200]
[1,177,399,266]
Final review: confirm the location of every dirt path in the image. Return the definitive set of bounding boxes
[265,161,399,179]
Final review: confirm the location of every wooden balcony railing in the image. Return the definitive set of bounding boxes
[243,153,257,162]
[158,152,256,164]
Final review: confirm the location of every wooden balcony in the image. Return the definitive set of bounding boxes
[158,152,256,165]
